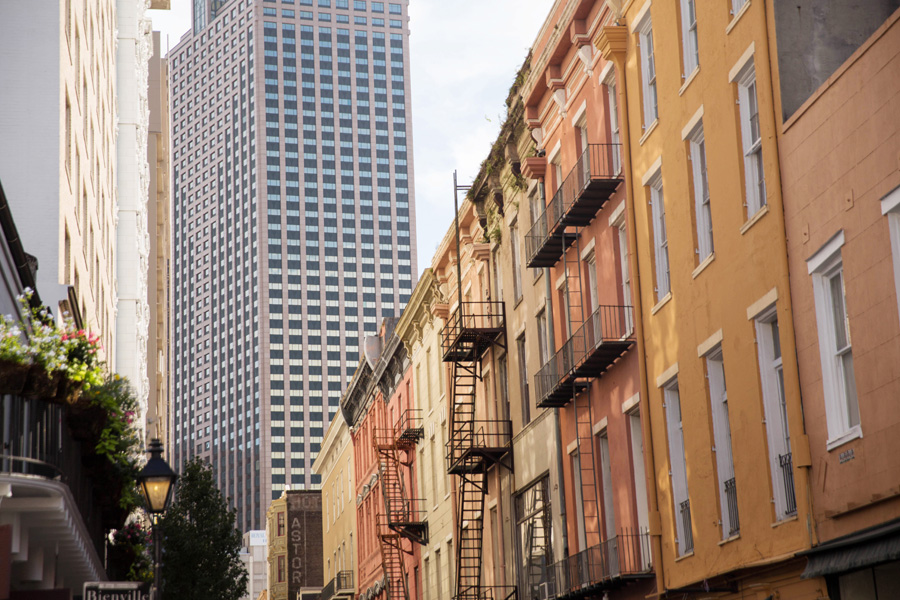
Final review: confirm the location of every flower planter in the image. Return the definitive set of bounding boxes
[52,378,85,405]
[0,359,30,394]
[21,365,62,398]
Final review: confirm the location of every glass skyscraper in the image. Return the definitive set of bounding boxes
[170,0,417,531]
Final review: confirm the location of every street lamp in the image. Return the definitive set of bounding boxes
[137,439,178,600]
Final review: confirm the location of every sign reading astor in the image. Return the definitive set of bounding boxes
[287,490,323,596]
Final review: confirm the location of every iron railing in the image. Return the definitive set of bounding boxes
[0,394,105,558]
[724,477,740,537]
[546,530,652,598]
[441,301,505,360]
[446,419,513,468]
[534,305,635,406]
[680,500,693,554]
[455,585,518,600]
[780,452,797,516]
[321,571,354,600]
[525,144,623,266]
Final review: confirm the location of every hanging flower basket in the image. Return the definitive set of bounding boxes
[21,365,62,399]
[52,377,85,405]
[0,359,30,395]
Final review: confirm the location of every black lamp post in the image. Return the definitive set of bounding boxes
[137,439,178,600]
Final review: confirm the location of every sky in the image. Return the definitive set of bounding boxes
[148,0,553,274]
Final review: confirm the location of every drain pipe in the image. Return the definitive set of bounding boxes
[537,175,569,560]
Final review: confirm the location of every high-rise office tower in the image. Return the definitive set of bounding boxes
[170,0,417,530]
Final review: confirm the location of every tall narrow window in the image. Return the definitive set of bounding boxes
[883,187,900,321]
[515,477,552,599]
[755,308,796,519]
[662,378,692,555]
[605,73,622,174]
[706,348,738,538]
[536,309,549,367]
[490,506,504,586]
[649,174,670,300]
[680,0,699,76]
[497,353,510,422]
[584,252,599,314]
[434,549,442,600]
[571,451,587,550]
[597,430,616,541]
[627,408,650,534]
[689,123,714,261]
[517,334,531,425]
[492,247,504,302]
[809,233,860,448]
[737,62,766,215]
[511,220,523,302]
[637,14,658,127]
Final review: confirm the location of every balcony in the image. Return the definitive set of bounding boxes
[545,531,652,599]
[446,419,513,474]
[321,571,354,600]
[396,408,424,448]
[0,394,107,589]
[526,144,623,269]
[441,301,505,362]
[536,305,635,408]
[455,585,517,600]
[384,498,429,545]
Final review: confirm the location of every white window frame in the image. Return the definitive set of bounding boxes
[688,122,714,260]
[604,71,622,174]
[662,377,691,555]
[754,305,795,520]
[596,429,617,541]
[679,0,699,77]
[736,61,766,216]
[705,346,737,539]
[610,206,634,334]
[807,231,862,450]
[648,172,670,300]
[585,251,599,314]
[536,308,550,366]
[882,186,900,322]
[626,406,650,535]
[637,13,658,128]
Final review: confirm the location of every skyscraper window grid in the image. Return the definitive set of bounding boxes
[170,0,417,531]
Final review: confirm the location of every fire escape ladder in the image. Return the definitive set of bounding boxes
[375,418,428,546]
[456,470,486,600]
[563,226,586,360]
[448,360,478,471]
[378,517,411,600]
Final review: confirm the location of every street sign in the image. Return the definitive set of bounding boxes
[83,582,151,600]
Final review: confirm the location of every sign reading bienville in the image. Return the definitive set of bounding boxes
[286,490,324,598]
[84,582,150,600]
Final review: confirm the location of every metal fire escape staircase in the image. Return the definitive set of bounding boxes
[445,173,514,600]
[374,410,427,600]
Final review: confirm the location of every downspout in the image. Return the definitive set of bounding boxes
[759,0,817,550]
[597,25,666,594]
[539,175,569,560]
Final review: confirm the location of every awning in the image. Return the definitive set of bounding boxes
[800,516,900,578]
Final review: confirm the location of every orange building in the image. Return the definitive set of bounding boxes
[773,4,900,596]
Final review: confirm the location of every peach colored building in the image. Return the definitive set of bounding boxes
[773,5,900,597]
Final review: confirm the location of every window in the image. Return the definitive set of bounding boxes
[731,0,748,15]
[614,217,633,334]
[537,309,549,367]
[597,429,616,540]
[648,173,670,300]
[277,511,285,536]
[627,407,650,533]
[808,232,860,449]
[637,14,658,128]
[277,555,286,582]
[706,347,738,538]
[497,353,510,421]
[882,187,900,322]
[688,123,713,261]
[679,0,699,76]
[584,252,599,314]
[737,61,766,215]
[662,378,692,555]
[517,334,530,425]
[571,450,586,550]
[515,477,552,599]
[605,73,622,174]
[754,307,796,519]
[492,247,504,302]
[511,220,523,302]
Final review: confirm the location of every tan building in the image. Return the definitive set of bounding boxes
[593,0,818,596]
[312,409,357,600]
[773,4,900,596]
[147,29,171,446]
[266,490,324,600]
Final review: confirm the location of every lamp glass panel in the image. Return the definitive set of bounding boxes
[143,476,172,512]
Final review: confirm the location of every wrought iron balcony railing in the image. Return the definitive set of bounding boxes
[526,144,623,268]
[446,419,513,474]
[535,305,635,408]
[455,585,517,600]
[441,301,506,362]
[545,530,652,599]
[780,452,797,517]
[680,500,694,554]
[321,571,354,600]
[724,477,740,537]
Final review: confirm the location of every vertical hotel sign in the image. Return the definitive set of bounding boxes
[287,490,324,597]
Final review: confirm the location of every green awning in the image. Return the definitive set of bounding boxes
[800,517,900,578]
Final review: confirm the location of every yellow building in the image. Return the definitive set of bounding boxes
[313,412,357,600]
[594,0,822,596]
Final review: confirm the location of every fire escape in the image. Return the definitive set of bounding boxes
[374,409,427,600]
[443,174,514,600]
[525,144,650,598]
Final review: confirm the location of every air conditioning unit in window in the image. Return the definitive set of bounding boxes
[538,581,556,600]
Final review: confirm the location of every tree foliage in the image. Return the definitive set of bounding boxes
[158,458,248,600]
